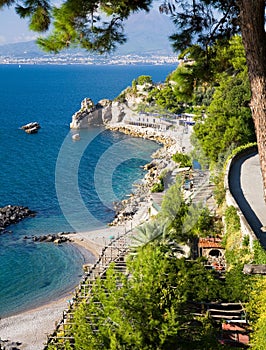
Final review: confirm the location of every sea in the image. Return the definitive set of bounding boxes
[0,63,176,318]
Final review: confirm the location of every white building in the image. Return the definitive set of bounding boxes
[124,113,173,131]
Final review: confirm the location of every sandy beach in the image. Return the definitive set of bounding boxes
[0,124,193,350]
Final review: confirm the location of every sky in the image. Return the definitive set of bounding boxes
[0,1,173,46]
[0,8,39,44]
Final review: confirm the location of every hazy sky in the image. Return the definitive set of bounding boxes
[0,2,169,46]
[0,8,39,44]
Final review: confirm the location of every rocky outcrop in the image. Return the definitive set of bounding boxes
[70,98,101,128]
[109,142,175,227]
[109,101,136,124]
[106,124,175,148]
[0,205,36,231]
[0,339,22,350]
[70,97,139,129]
[100,99,113,123]
[69,78,163,129]
[21,122,41,134]
[24,232,75,244]
[111,183,150,226]
[70,98,112,128]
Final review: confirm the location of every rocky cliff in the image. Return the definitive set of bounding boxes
[70,97,138,129]
[70,81,152,129]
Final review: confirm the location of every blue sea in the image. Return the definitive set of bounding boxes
[0,64,176,317]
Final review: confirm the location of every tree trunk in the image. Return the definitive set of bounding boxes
[237,0,266,200]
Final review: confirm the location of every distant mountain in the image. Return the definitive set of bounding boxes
[117,9,175,55]
[0,41,43,57]
[0,8,176,58]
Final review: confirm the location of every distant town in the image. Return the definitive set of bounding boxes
[0,52,178,65]
[0,35,179,65]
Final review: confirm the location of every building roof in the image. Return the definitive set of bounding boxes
[198,237,223,249]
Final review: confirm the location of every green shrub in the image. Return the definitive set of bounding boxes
[151,179,164,193]
[224,264,252,302]
[136,75,153,85]
[242,235,250,247]
[172,152,192,167]
[224,206,241,232]
[212,172,226,207]
[253,240,266,264]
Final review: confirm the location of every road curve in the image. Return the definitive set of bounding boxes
[229,152,266,248]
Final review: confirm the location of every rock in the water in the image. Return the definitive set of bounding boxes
[21,122,41,134]
[72,133,80,141]
[0,205,36,231]
[29,232,73,244]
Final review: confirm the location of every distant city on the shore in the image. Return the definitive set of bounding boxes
[0,52,178,65]
[0,41,178,65]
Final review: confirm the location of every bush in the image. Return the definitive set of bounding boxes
[136,75,153,85]
[247,277,266,350]
[151,178,164,193]
[253,240,266,264]
[224,264,252,302]
[242,235,250,247]
[224,206,241,232]
[172,152,192,167]
[212,172,226,207]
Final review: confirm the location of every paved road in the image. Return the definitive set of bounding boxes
[229,152,266,247]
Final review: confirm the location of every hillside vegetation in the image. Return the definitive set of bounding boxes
[47,36,266,349]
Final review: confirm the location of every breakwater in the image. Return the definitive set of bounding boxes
[106,124,176,148]
[0,205,36,232]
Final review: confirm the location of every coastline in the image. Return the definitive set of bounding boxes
[0,226,145,350]
[0,123,193,350]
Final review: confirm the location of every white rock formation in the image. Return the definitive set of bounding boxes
[70,97,139,129]
[70,98,103,128]
[69,73,176,129]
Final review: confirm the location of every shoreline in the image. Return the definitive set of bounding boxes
[0,226,131,350]
[0,123,193,349]
[0,225,146,350]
